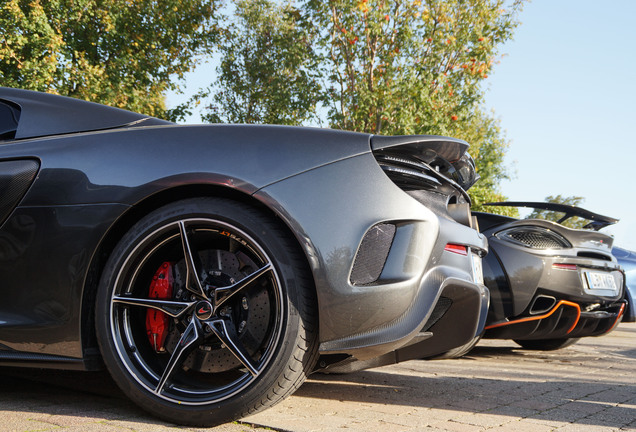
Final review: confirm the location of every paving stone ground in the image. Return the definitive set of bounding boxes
[0,323,634,432]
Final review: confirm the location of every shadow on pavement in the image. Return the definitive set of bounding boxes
[1,330,634,430]
[0,368,159,424]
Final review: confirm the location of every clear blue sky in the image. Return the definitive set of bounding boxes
[484,0,636,250]
[167,0,636,250]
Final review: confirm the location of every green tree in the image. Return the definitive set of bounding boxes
[452,109,517,216]
[305,0,524,135]
[527,195,587,229]
[203,0,322,124]
[0,0,221,117]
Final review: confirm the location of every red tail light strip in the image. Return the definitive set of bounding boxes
[552,263,578,271]
[485,300,581,333]
[444,243,468,256]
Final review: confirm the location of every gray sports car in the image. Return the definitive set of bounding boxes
[461,202,625,355]
[0,87,488,425]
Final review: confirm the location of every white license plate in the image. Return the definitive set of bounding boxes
[583,271,618,294]
[471,253,484,285]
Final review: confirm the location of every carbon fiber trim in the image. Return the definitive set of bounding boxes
[0,159,39,226]
[421,296,452,331]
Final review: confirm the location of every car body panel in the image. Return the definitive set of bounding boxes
[1,124,372,207]
[257,152,489,360]
[0,87,488,371]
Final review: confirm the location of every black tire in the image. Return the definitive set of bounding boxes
[95,198,318,426]
[514,337,580,351]
[427,335,482,360]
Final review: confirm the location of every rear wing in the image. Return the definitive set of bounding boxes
[484,202,618,231]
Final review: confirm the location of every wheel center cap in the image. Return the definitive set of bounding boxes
[195,301,213,320]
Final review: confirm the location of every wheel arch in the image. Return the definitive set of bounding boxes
[79,183,317,364]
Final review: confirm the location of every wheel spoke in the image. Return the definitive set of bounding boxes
[214,263,272,310]
[155,317,202,395]
[178,221,207,299]
[113,296,195,318]
[210,319,259,376]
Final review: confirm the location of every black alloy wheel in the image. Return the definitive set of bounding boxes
[96,198,318,426]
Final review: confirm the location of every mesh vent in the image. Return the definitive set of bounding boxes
[0,160,40,226]
[350,223,396,285]
[498,227,570,249]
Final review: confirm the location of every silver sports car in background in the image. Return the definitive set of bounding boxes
[0,87,488,425]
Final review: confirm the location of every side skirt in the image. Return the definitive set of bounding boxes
[0,350,102,371]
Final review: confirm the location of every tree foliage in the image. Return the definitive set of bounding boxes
[450,109,517,216]
[305,0,524,136]
[0,0,221,116]
[305,0,524,214]
[203,0,322,124]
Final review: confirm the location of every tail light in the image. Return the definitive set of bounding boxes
[553,263,578,271]
[444,243,468,256]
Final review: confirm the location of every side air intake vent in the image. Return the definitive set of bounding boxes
[0,159,40,226]
[350,223,396,285]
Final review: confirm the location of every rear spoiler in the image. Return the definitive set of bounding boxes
[484,202,618,231]
[371,135,468,162]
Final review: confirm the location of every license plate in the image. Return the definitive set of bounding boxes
[583,271,618,294]
[471,253,484,285]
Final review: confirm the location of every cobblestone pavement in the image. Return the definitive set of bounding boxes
[0,323,634,432]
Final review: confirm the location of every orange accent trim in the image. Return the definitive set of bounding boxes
[604,303,626,334]
[485,300,581,333]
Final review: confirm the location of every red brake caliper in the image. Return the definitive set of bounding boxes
[146,262,173,353]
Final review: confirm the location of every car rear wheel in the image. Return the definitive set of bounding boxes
[514,337,580,351]
[96,198,318,426]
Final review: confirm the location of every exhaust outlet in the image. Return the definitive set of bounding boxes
[529,295,557,315]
